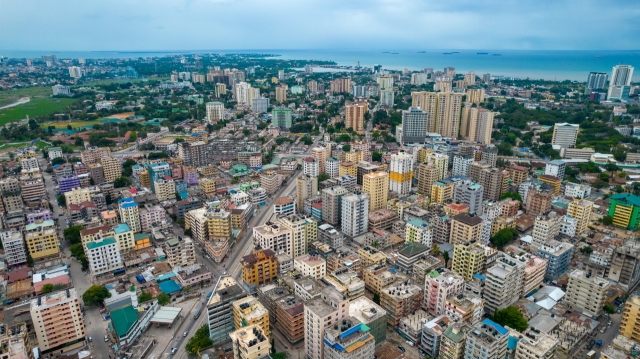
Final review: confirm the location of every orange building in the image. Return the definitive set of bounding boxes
[241,248,278,287]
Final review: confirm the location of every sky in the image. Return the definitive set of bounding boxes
[2,0,640,51]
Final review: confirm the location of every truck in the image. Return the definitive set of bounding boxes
[587,350,596,359]
[135,275,146,284]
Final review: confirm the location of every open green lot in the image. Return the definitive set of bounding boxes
[0,86,54,107]
[0,97,75,126]
[43,118,104,129]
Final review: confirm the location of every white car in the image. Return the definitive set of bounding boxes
[406,340,414,347]
[104,335,109,342]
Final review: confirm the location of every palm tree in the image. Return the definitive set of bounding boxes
[443,251,450,267]
[432,245,441,257]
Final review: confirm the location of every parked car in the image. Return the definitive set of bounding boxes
[587,340,596,350]
[171,348,178,354]
[396,346,405,353]
[405,340,414,347]
[183,331,188,337]
[104,335,109,342]
[88,337,92,342]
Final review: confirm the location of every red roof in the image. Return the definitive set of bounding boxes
[8,267,31,283]
[34,276,70,294]
[312,203,322,209]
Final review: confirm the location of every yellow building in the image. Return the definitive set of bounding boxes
[64,187,93,206]
[206,208,232,241]
[241,248,278,287]
[449,213,483,245]
[466,88,485,104]
[229,324,271,359]
[25,220,59,259]
[339,161,358,177]
[233,297,271,338]
[491,216,516,236]
[567,198,593,234]
[390,152,413,195]
[357,247,386,269]
[431,181,455,204]
[276,86,287,103]
[362,171,389,211]
[113,223,135,251]
[100,156,121,182]
[135,169,149,188]
[200,177,217,195]
[345,150,363,163]
[417,162,438,195]
[451,241,485,281]
[539,175,562,196]
[620,293,640,342]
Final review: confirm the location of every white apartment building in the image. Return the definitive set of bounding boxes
[303,157,319,177]
[424,269,464,316]
[205,102,225,122]
[86,237,124,277]
[341,192,369,238]
[390,152,414,195]
[559,215,578,237]
[253,221,293,257]
[294,254,326,279]
[484,254,525,314]
[326,157,340,179]
[565,269,610,317]
[551,123,579,149]
[531,215,561,247]
[20,157,39,171]
[304,287,349,359]
[0,230,27,265]
[564,182,591,199]
[544,160,566,179]
[452,155,474,177]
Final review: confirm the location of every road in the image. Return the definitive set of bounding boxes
[166,133,322,359]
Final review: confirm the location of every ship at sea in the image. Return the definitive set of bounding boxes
[477,52,488,55]
[443,52,452,55]
[492,54,502,56]
[382,51,390,53]
[391,52,399,54]
[451,51,459,54]
[418,51,426,53]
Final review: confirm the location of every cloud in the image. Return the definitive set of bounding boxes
[0,0,639,51]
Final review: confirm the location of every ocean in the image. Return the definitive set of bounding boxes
[1,49,639,81]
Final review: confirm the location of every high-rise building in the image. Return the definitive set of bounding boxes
[619,293,640,341]
[276,86,287,103]
[531,215,561,247]
[304,287,349,359]
[326,157,340,178]
[585,72,608,94]
[100,156,121,183]
[377,75,393,90]
[468,162,505,201]
[607,193,640,230]
[322,186,348,226]
[345,102,367,133]
[551,123,579,149]
[232,296,271,337]
[341,192,369,238]
[452,155,474,177]
[451,241,485,281]
[272,107,293,128]
[565,269,610,317]
[207,276,247,346]
[252,96,269,113]
[362,171,389,211]
[608,65,634,99]
[401,106,428,144]
[118,198,141,233]
[178,141,207,167]
[235,82,251,105]
[465,88,485,104]
[24,220,59,259]
[484,253,525,313]
[514,327,558,359]
[253,221,293,257]
[450,213,483,245]
[280,214,317,259]
[454,181,483,214]
[411,92,463,138]
[297,175,318,213]
[0,230,27,265]
[460,106,494,144]
[52,84,71,96]
[464,320,509,359]
[439,323,471,359]
[426,152,449,181]
[229,325,271,359]
[417,162,439,195]
[241,248,278,287]
[536,240,574,281]
[68,66,82,79]
[323,317,375,359]
[86,237,124,277]
[445,292,484,327]
[389,152,413,195]
[30,288,85,351]
[206,102,225,122]
[424,269,464,316]
[567,198,593,234]
[379,89,394,108]
[303,157,319,177]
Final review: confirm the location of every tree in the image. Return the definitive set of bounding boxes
[342,144,351,152]
[113,176,132,188]
[501,192,523,202]
[372,151,382,162]
[64,226,84,245]
[318,173,330,182]
[138,291,153,303]
[301,136,313,145]
[157,292,171,305]
[442,251,450,267]
[490,228,519,249]
[603,305,616,314]
[602,215,614,225]
[580,246,593,254]
[51,157,66,166]
[41,283,55,293]
[82,285,111,306]
[185,324,213,356]
[105,193,113,205]
[493,306,529,332]
[57,194,66,206]
[432,245,441,257]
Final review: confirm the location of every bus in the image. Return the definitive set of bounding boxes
[193,309,201,319]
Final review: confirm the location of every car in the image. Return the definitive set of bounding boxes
[88,337,92,342]
[406,340,414,347]
[171,348,178,354]
[104,335,109,342]
[183,331,188,337]
[58,213,64,216]
[600,328,606,333]
[587,340,596,350]
[396,346,405,353]
[608,321,612,326]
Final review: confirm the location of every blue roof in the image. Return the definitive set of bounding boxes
[156,272,176,282]
[159,280,181,294]
[408,218,426,227]
[474,273,486,281]
[179,191,189,200]
[114,223,131,234]
[482,319,508,336]
[508,336,519,350]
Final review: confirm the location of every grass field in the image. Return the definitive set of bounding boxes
[0,97,76,126]
[0,87,54,107]
[43,118,104,129]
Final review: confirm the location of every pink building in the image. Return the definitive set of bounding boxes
[249,153,262,168]
[27,209,52,224]
[304,287,349,359]
[184,168,198,185]
[171,164,183,180]
[424,268,464,316]
[139,204,165,232]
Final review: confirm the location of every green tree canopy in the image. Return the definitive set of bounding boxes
[501,192,523,202]
[493,306,529,332]
[114,176,133,188]
[64,226,84,245]
[157,292,171,305]
[602,216,614,225]
[51,157,66,166]
[318,173,330,182]
[82,285,111,306]
[490,228,519,250]
[138,291,153,303]
[185,324,213,356]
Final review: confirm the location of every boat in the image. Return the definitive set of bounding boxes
[418,51,426,53]
[477,52,488,55]
[391,52,399,54]
[443,52,452,55]
[492,54,502,56]
[382,51,390,53]
[451,51,459,54]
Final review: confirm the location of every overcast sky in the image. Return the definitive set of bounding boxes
[2,0,639,51]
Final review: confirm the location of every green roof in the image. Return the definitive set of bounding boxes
[49,147,62,151]
[428,270,440,278]
[111,305,139,337]
[166,238,179,247]
[443,325,467,343]
[611,193,640,207]
[408,218,426,227]
[86,237,117,250]
[25,220,54,231]
[398,242,429,257]
[134,233,150,241]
